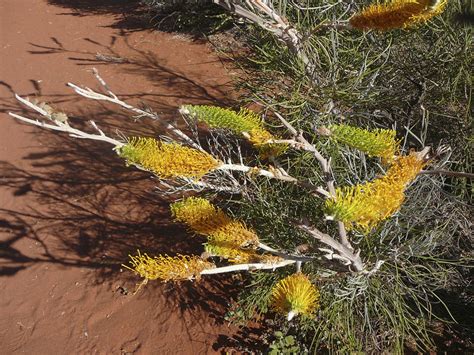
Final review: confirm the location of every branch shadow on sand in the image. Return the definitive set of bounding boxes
[15,30,235,117]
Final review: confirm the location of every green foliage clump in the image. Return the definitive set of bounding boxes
[210,0,473,352]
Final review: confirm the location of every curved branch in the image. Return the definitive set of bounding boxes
[420,169,474,179]
[258,242,316,262]
[213,0,318,82]
[297,223,364,272]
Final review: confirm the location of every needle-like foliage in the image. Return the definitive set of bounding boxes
[181,105,287,157]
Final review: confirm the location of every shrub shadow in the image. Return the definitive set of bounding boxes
[47,0,149,32]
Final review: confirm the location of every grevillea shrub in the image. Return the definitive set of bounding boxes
[9,0,472,352]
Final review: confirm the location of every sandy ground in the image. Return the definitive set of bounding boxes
[0,1,257,353]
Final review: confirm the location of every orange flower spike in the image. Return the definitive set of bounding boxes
[350,0,447,31]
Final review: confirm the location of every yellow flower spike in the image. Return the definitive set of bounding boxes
[327,124,400,164]
[349,0,447,31]
[206,223,260,248]
[181,105,287,157]
[205,242,262,263]
[327,179,406,231]
[410,0,447,23]
[271,273,320,320]
[205,241,284,264]
[171,197,260,247]
[325,152,427,230]
[171,197,230,235]
[124,251,215,282]
[119,137,219,179]
[182,105,264,133]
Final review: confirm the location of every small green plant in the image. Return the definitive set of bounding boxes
[269,331,302,355]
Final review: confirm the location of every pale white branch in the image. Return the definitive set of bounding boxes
[67,82,201,150]
[420,169,474,179]
[298,224,364,272]
[180,177,242,194]
[258,242,316,262]
[362,260,385,276]
[217,163,298,182]
[213,0,318,82]
[9,112,124,148]
[200,259,295,275]
[15,94,50,117]
[91,67,117,99]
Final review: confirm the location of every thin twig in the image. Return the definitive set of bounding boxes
[420,169,474,179]
[175,177,242,194]
[218,163,297,182]
[15,94,51,117]
[213,0,318,82]
[91,68,117,99]
[258,242,316,262]
[9,112,123,148]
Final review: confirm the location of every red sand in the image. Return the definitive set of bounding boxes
[0,1,255,353]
